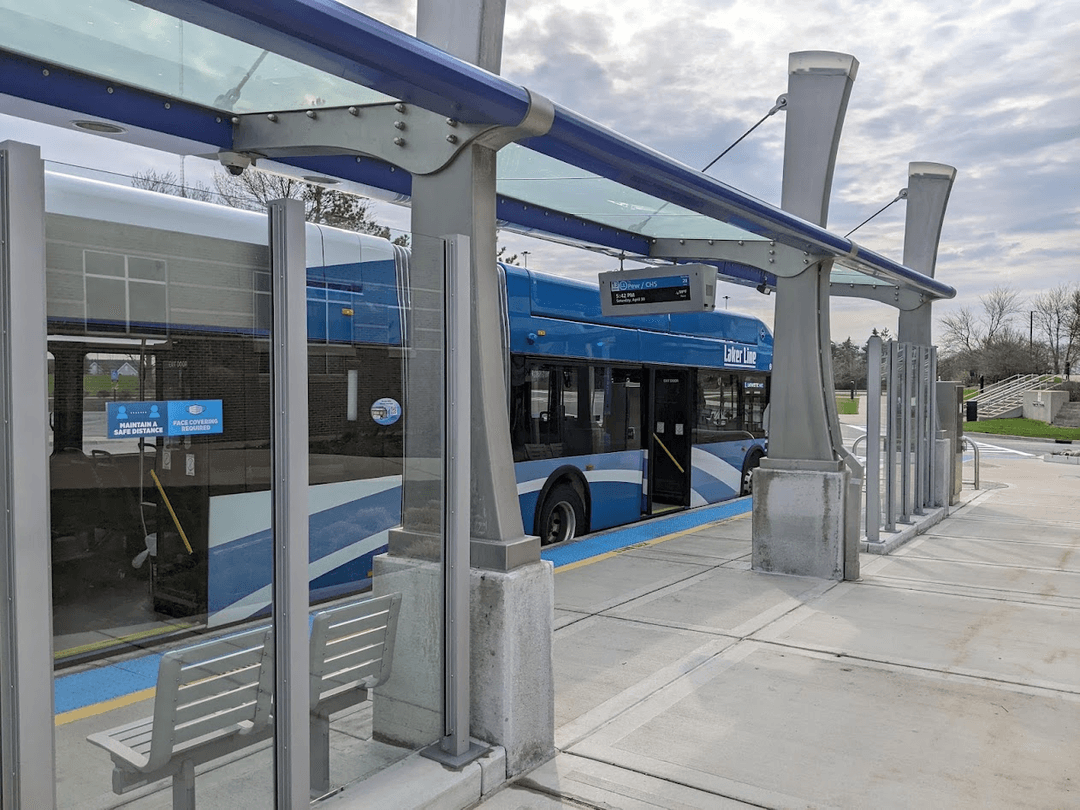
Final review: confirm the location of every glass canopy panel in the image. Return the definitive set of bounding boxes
[0,0,392,112]
[829,266,896,287]
[497,145,766,243]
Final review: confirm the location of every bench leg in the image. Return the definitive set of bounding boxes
[311,712,331,796]
[172,759,195,810]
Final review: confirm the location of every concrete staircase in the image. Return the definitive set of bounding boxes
[967,374,1058,419]
[1053,401,1080,427]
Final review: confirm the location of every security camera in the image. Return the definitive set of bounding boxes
[217,151,254,176]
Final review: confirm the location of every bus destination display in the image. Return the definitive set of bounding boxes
[609,274,690,306]
[599,264,717,316]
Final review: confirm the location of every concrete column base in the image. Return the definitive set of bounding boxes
[372,546,443,749]
[470,559,555,776]
[372,533,555,777]
[752,459,849,580]
[934,437,952,509]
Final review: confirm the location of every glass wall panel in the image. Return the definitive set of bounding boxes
[48,171,277,807]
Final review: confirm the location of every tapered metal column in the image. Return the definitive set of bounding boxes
[377,0,553,778]
[268,198,310,807]
[753,51,859,581]
[767,52,858,463]
[404,0,535,570]
[0,141,55,809]
[897,163,957,346]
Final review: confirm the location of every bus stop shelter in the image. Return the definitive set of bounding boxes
[0,1,955,807]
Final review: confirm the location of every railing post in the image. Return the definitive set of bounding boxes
[900,343,913,523]
[866,336,883,543]
[884,340,898,532]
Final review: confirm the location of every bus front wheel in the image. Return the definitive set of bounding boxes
[537,483,584,546]
[741,452,764,496]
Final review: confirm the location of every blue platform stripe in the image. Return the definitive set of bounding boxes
[541,496,752,568]
[57,499,750,715]
[55,653,164,715]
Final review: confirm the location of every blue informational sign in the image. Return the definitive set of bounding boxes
[370,397,402,426]
[106,401,167,438]
[167,400,225,436]
[106,399,224,439]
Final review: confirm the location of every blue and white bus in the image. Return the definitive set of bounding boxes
[43,172,771,656]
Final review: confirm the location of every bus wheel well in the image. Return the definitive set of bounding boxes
[740,449,765,497]
[533,466,591,539]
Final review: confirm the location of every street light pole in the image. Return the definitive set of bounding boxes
[722,295,730,310]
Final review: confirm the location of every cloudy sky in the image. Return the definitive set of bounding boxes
[2,0,1077,343]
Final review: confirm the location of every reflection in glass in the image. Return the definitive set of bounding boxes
[49,172,276,807]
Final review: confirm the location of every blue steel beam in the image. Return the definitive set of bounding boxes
[135,0,953,301]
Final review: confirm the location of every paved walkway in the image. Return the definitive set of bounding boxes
[474,452,1080,809]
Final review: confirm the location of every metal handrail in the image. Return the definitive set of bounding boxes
[851,434,887,458]
[961,436,980,489]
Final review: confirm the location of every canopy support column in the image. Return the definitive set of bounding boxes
[374,0,554,779]
[753,52,860,580]
[897,162,957,345]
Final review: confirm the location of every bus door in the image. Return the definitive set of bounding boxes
[647,368,692,514]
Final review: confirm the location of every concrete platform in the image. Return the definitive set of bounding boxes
[475,453,1080,809]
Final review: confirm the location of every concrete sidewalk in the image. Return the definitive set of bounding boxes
[473,454,1080,809]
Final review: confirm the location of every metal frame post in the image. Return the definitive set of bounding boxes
[0,141,56,810]
[439,234,478,764]
[268,198,310,806]
[914,345,927,515]
[924,347,933,509]
[899,343,913,523]
[884,340,897,532]
[929,347,939,505]
[865,336,882,543]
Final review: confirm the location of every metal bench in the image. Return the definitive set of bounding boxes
[86,592,401,807]
[308,592,401,795]
[86,625,275,809]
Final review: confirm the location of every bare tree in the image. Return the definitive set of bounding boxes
[131,169,216,202]
[213,169,409,245]
[937,285,1029,382]
[1032,283,1079,374]
[981,285,1022,345]
[940,306,980,354]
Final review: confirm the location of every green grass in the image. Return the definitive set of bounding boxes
[964,418,1080,441]
[835,397,859,415]
[83,374,141,396]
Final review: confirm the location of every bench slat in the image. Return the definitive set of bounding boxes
[174,683,262,728]
[316,647,384,688]
[173,706,257,748]
[174,644,266,685]
[321,625,388,660]
[176,661,263,706]
[323,609,394,642]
